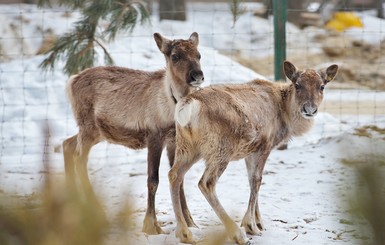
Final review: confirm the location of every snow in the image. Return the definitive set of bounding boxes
[1,2,384,245]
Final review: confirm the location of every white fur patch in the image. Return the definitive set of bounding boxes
[175,99,200,127]
[65,74,78,101]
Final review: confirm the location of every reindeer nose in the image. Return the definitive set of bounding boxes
[189,70,204,84]
[303,104,318,116]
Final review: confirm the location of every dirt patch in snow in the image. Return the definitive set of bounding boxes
[234,32,385,91]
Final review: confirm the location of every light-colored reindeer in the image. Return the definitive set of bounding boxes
[63,32,204,235]
[168,61,338,244]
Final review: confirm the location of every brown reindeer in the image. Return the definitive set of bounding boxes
[63,32,204,235]
[168,61,338,244]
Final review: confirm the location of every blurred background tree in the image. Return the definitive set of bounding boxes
[38,0,150,75]
[159,0,186,20]
[229,0,246,27]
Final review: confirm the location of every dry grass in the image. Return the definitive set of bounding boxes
[350,164,385,245]
[0,126,133,245]
[353,125,385,138]
[339,130,385,245]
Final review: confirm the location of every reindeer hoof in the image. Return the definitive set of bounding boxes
[176,226,195,244]
[256,221,264,231]
[255,216,265,231]
[227,223,250,245]
[243,222,262,236]
[245,224,262,236]
[232,231,250,245]
[142,218,165,235]
[241,216,263,236]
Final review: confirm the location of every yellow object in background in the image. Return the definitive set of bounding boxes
[326,12,363,31]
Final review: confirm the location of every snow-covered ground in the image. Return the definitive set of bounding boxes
[0,2,384,244]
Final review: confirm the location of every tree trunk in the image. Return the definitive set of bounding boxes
[287,0,305,26]
[377,0,384,19]
[159,0,186,21]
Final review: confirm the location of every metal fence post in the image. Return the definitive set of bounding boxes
[273,0,287,81]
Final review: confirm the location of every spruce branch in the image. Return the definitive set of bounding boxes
[94,38,114,66]
[38,0,88,9]
[39,0,150,75]
[39,13,100,75]
[105,1,150,41]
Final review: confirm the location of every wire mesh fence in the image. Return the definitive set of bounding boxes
[0,1,385,244]
[0,0,384,181]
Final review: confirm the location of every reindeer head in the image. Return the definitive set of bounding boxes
[284,61,338,119]
[154,32,204,99]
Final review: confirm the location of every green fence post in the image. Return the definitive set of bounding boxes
[273,0,287,81]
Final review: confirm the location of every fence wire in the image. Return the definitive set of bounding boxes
[0,1,384,168]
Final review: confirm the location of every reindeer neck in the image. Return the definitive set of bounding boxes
[163,68,180,104]
[170,87,178,104]
[165,68,196,103]
[279,83,293,114]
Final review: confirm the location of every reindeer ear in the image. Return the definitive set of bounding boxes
[323,64,338,84]
[189,32,199,46]
[283,61,299,82]
[154,33,172,55]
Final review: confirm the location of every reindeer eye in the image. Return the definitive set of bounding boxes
[295,83,302,90]
[320,85,325,91]
[197,53,201,59]
[171,54,179,62]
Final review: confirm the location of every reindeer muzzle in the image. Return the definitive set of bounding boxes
[189,70,204,87]
[301,103,318,118]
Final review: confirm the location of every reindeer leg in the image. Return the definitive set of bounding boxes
[199,160,249,245]
[63,134,78,186]
[180,180,198,228]
[75,144,96,197]
[169,147,198,244]
[253,153,269,232]
[241,151,269,235]
[167,142,198,228]
[143,135,164,235]
[74,135,106,222]
[74,138,98,198]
